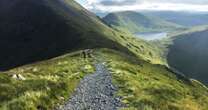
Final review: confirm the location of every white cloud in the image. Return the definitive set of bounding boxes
[78,0,208,12]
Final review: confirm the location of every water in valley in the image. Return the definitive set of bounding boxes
[135,32,167,41]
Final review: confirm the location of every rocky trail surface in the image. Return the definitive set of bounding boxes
[58,63,123,110]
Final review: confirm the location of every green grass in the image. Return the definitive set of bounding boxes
[1,48,208,110]
[0,51,95,110]
[0,2,168,109]
[0,0,166,70]
[1,0,208,110]
[95,49,208,110]
[154,25,208,85]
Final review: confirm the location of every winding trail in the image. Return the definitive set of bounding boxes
[58,63,123,110]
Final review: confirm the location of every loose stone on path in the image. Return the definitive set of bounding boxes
[58,63,123,110]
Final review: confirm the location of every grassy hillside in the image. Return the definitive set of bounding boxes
[1,49,208,109]
[0,0,164,70]
[98,49,208,110]
[166,29,208,85]
[153,25,208,61]
[103,11,182,33]
[0,0,208,110]
[0,0,129,70]
[0,51,95,110]
[154,25,208,85]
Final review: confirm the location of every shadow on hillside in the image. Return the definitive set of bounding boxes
[167,30,208,85]
[0,0,134,71]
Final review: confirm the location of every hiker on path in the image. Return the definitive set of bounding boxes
[81,49,93,59]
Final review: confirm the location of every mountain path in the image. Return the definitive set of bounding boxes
[57,62,123,110]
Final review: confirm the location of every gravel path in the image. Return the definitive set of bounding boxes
[58,63,123,110]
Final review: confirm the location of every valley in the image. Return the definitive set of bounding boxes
[0,0,208,110]
[103,10,208,86]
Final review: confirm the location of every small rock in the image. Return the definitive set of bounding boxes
[12,74,18,79]
[84,65,92,70]
[58,62,62,65]
[12,74,26,80]
[32,67,38,72]
[18,74,26,80]
[60,97,65,100]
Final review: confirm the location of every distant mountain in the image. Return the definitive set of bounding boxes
[1,0,208,110]
[142,11,208,27]
[103,11,183,33]
[166,29,208,85]
[96,12,108,18]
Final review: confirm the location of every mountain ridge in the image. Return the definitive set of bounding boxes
[103,11,183,33]
[0,0,208,110]
[142,11,208,27]
[0,0,135,70]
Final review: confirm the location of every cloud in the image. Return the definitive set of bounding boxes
[77,0,208,12]
[152,0,208,5]
[100,0,138,6]
[99,0,208,6]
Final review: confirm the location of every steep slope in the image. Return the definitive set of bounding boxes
[166,29,208,85]
[0,0,165,70]
[0,0,208,110]
[103,11,182,33]
[143,11,208,27]
[0,0,133,70]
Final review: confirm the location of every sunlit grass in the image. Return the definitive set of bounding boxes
[96,49,208,110]
[0,52,95,110]
[0,48,208,110]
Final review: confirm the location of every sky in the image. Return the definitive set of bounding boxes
[76,0,208,12]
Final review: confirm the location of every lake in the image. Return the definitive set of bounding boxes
[135,32,167,41]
